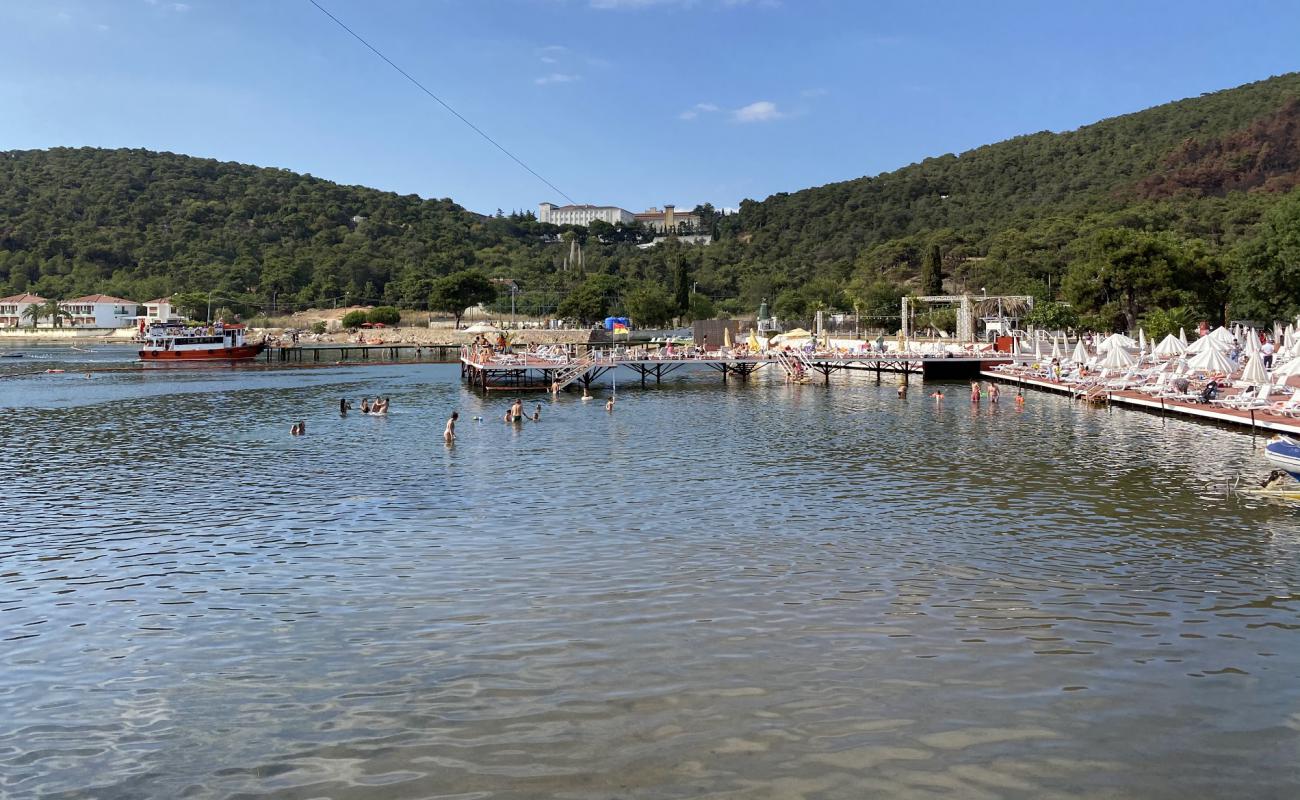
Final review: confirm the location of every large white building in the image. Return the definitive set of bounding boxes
[538,203,635,226]
[634,205,701,233]
[0,293,49,327]
[60,295,139,328]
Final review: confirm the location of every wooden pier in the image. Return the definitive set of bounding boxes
[266,343,461,364]
[461,347,1010,391]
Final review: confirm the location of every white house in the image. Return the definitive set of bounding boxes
[0,293,49,327]
[59,295,139,328]
[537,203,635,226]
[142,297,183,323]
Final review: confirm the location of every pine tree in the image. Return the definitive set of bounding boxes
[920,244,944,295]
[674,259,690,314]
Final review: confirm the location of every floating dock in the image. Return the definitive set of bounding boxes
[462,348,1011,391]
[266,343,461,363]
[982,370,1300,436]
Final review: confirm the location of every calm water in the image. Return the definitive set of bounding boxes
[1,345,1298,799]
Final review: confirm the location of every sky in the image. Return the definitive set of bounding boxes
[2,1,1299,215]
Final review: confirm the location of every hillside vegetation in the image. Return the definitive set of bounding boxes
[4,72,1300,330]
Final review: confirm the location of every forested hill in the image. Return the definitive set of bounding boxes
[3,71,1300,332]
[725,72,1300,268]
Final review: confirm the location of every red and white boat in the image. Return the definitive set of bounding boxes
[138,321,265,361]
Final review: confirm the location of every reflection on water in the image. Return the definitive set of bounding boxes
[2,349,1299,798]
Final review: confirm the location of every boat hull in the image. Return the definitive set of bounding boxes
[1264,437,1300,480]
[139,343,265,361]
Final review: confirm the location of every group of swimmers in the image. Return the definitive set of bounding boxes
[502,398,543,423]
[921,381,1024,405]
[338,397,390,416]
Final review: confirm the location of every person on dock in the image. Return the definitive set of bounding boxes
[444,411,458,443]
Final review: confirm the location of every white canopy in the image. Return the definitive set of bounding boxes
[1187,346,1235,374]
[463,322,501,334]
[1051,336,1063,361]
[1245,330,1261,357]
[1153,333,1187,357]
[1240,353,1268,385]
[1138,329,1148,352]
[1099,345,1136,370]
[1179,327,1188,345]
[1071,339,1090,364]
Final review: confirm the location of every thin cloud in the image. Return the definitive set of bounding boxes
[535,73,580,85]
[733,100,784,123]
[678,102,719,121]
[801,87,828,98]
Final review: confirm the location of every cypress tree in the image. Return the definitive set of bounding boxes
[674,260,690,314]
[921,244,944,295]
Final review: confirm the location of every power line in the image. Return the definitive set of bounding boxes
[305,0,577,205]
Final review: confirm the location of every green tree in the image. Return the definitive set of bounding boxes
[367,306,401,325]
[673,259,690,314]
[556,274,621,324]
[341,310,369,329]
[1022,301,1080,331]
[920,244,944,296]
[428,271,497,329]
[685,292,716,322]
[1140,306,1198,342]
[623,283,676,327]
[1231,192,1300,322]
[1063,228,1188,331]
[172,291,210,321]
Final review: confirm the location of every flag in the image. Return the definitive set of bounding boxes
[612,322,629,335]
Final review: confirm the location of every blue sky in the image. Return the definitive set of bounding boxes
[2,1,1298,215]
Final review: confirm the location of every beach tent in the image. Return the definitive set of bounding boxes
[1179,327,1188,345]
[1187,346,1235,374]
[1099,345,1136,370]
[1153,333,1187,357]
[1071,339,1090,364]
[1240,353,1268,385]
[1186,333,1228,355]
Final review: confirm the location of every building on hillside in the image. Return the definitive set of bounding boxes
[537,203,635,226]
[60,295,139,327]
[637,234,713,249]
[0,293,49,327]
[634,205,702,233]
[143,298,183,323]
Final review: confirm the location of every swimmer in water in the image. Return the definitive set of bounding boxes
[989,382,1000,404]
[897,383,907,398]
[532,403,541,422]
[970,380,981,403]
[930,390,944,400]
[606,397,615,412]
[581,387,592,402]
[444,411,458,442]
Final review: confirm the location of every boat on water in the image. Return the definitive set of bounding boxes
[1263,435,1300,480]
[1,352,24,358]
[138,321,265,361]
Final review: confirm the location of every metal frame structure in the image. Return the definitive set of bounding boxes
[901,295,1034,342]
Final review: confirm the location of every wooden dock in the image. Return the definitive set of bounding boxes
[982,370,1300,436]
[266,343,462,364]
[461,347,1011,391]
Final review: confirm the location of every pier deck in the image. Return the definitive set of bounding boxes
[462,348,1010,391]
[982,370,1300,437]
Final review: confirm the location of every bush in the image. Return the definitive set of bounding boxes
[310,321,327,335]
[341,310,369,329]
[368,306,401,325]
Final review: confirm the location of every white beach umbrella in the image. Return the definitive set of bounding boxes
[1071,339,1090,364]
[1240,353,1268,385]
[1186,334,1228,354]
[1272,356,1300,380]
[1187,346,1235,374]
[1274,321,1284,342]
[1138,329,1147,353]
[1097,332,1137,352]
[1032,338,1044,361]
[1153,333,1187,357]
[1208,326,1235,345]
[1051,336,1063,360]
[1245,329,1261,357]
[1099,345,1136,370]
[1179,327,1188,345]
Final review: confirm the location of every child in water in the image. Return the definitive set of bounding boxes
[970,381,981,403]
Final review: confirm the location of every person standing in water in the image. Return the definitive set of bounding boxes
[605,396,615,412]
[970,381,981,403]
[444,411,458,443]
[510,398,524,421]
[989,382,1000,404]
